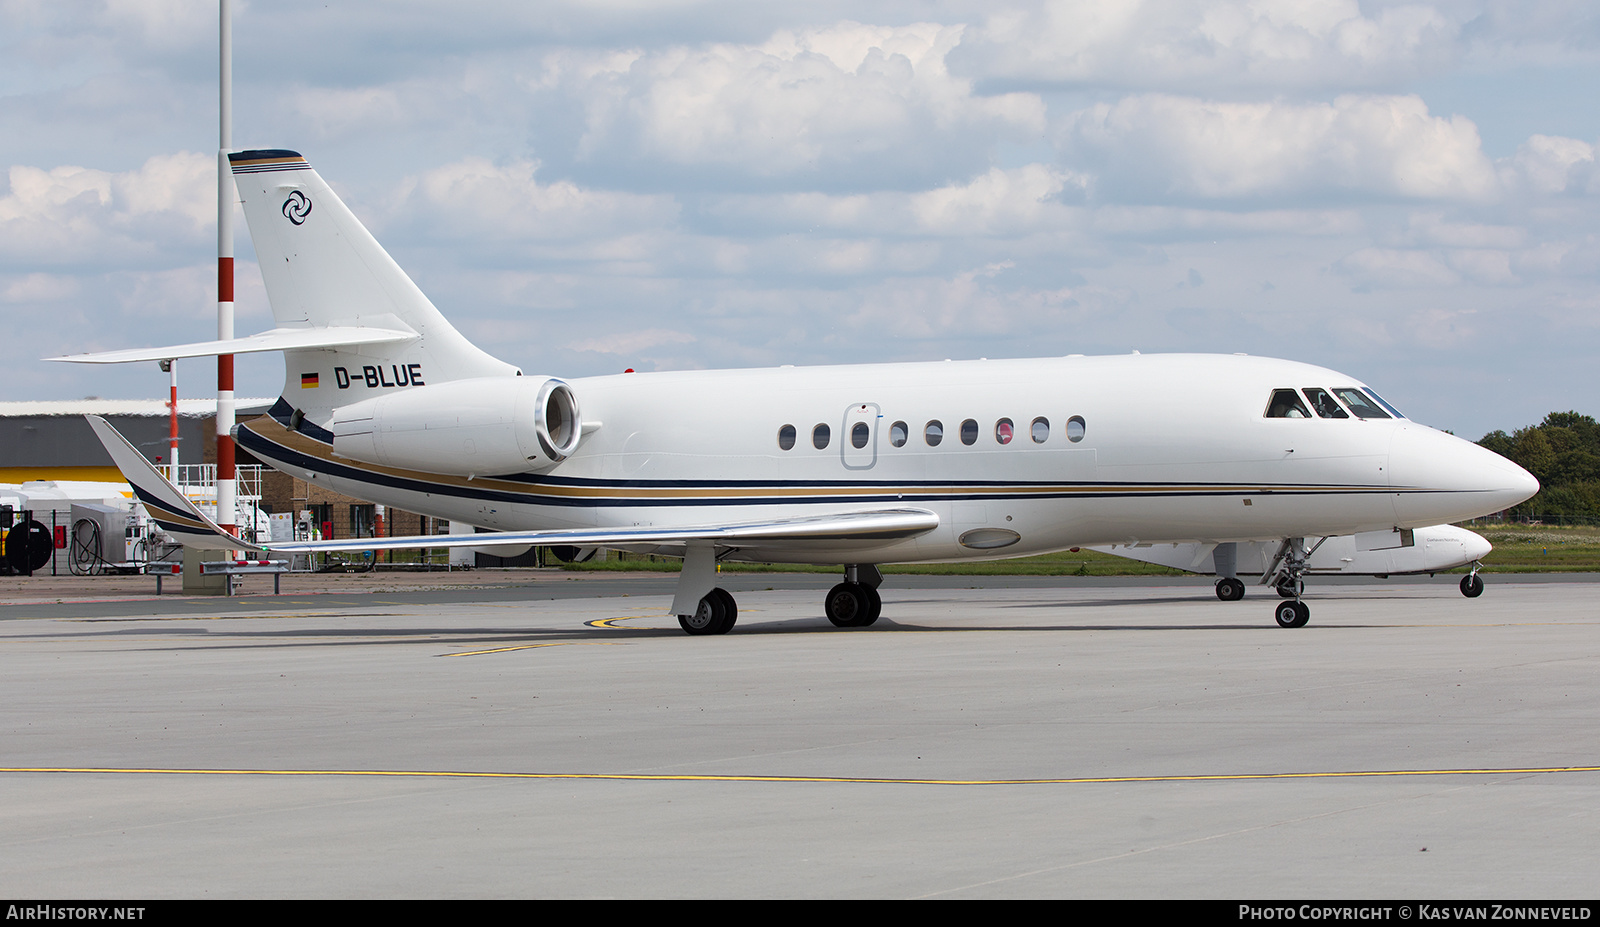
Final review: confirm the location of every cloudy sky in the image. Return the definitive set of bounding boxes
[4,0,1598,439]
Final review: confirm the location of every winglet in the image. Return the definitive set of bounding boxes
[85,415,262,551]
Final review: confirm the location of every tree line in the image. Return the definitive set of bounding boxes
[1477,412,1600,521]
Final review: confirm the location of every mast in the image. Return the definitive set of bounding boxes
[216,0,236,539]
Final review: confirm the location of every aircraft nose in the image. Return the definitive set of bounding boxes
[1461,528,1493,563]
[1389,425,1540,525]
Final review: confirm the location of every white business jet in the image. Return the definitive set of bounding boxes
[1091,523,1495,599]
[56,149,1539,633]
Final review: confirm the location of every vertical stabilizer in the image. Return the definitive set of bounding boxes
[228,150,518,415]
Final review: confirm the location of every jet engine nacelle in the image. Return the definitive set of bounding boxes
[329,376,581,476]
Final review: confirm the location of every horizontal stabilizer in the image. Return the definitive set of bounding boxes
[47,326,417,365]
[260,509,941,555]
[84,415,261,551]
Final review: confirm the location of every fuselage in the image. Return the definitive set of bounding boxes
[237,352,1538,564]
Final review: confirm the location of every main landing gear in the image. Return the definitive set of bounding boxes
[1212,543,1245,601]
[825,564,883,627]
[1214,577,1246,601]
[680,587,738,636]
[673,543,738,636]
[671,549,888,635]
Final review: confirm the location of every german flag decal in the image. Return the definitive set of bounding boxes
[300,373,319,389]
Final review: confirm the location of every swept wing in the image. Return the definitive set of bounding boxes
[86,415,938,555]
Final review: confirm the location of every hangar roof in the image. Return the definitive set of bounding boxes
[0,399,274,418]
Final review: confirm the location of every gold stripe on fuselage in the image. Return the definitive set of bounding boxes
[241,415,1391,504]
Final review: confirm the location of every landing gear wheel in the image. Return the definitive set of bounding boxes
[860,586,882,625]
[825,582,872,627]
[679,587,737,635]
[709,587,738,631]
[1274,600,1310,628]
[1276,581,1302,599]
[1460,573,1484,598]
[1215,577,1246,601]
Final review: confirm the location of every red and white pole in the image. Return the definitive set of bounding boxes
[217,0,237,541]
[167,359,179,478]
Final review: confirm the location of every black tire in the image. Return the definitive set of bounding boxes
[860,586,882,626]
[679,592,726,636]
[825,582,869,627]
[1276,583,1300,598]
[1274,600,1310,628]
[1460,574,1484,598]
[709,587,738,633]
[1215,578,1245,601]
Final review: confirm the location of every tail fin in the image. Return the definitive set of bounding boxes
[229,150,518,416]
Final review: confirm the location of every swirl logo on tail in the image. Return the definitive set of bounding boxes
[282,190,313,225]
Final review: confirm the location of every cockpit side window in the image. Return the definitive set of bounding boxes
[1265,389,1311,419]
[1302,387,1350,419]
[1333,388,1390,419]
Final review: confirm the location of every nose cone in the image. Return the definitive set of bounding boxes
[1462,528,1493,563]
[1389,425,1540,525]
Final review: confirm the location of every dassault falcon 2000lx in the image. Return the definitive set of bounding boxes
[57,149,1540,633]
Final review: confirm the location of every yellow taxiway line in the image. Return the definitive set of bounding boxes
[1,765,1595,786]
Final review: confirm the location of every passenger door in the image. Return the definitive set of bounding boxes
[841,403,880,470]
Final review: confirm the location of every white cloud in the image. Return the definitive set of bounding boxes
[703,164,1084,237]
[551,21,1045,183]
[846,262,1088,338]
[0,151,213,267]
[1064,93,1498,202]
[909,165,1085,235]
[0,271,79,303]
[1402,212,1524,249]
[569,328,696,356]
[1498,134,1597,196]
[290,86,410,139]
[954,0,1460,89]
[100,0,216,50]
[391,157,679,242]
[1335,245,1519,289]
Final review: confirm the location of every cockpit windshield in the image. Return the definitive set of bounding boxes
[1361,388,1406,419]
[1333,388,1391,419]
[1302,388,1349,419]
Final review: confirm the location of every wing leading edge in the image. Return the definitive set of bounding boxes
[85,415,939,555]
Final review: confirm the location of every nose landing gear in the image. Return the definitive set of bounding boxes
[1264,536,1323,628]
[1274,599,1310,628]
[1460,563,1485,598]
